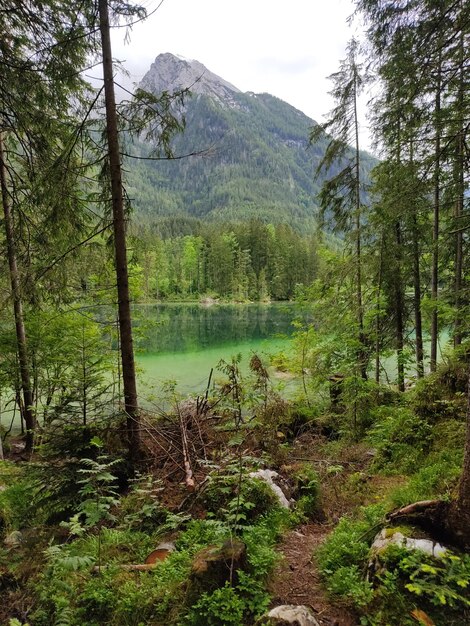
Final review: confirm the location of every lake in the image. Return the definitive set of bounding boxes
[135,302,307,401]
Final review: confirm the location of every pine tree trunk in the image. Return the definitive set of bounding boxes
[353,76,367,380]
[98,0,140,459]
[375,234,384,384]
[453,30,464,348]
[0,132,36,452]
[395,221,405,392]
[430,58,441,372]
[411,214,424,378]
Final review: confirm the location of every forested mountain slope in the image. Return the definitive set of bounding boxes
[125,53,376,232]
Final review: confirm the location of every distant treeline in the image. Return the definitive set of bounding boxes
[129,218,318,301]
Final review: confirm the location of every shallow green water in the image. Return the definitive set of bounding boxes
[135,302,307,400]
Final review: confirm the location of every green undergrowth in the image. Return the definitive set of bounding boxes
[1,446,292,626]
[2,356,469,626]
[312,360,470,625]
[27,510,289,626]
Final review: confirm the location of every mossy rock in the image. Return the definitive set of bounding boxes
[187,539,246,603]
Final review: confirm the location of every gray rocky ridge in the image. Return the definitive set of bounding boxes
[140,52,241,105]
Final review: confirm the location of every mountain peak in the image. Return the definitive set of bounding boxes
[140,52,241,104]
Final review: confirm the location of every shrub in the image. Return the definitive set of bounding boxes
[0,462,37,531]
[203,471,280,530]
[291,463,320,519]
[367,407,433,473]
[390,449,463,508]
[317,504,386,607]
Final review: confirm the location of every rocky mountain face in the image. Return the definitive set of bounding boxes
[127,53,375,232]
[140,53,241,105]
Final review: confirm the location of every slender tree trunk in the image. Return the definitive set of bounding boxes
[98,0,140,459]
[430,57,441,372]
[411,214,424,378]
[453,30,464,348]
[0,132,36,452]
[353,75,367,380]
[375,233,385,384]
[395,221,405,392]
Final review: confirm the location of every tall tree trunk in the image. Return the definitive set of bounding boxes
[411,214,424,378]
[0,132,36,452]
[394,221,405,392]
[353,75,367,380]
[453,29,464,349]
[375,233,385,384]
[430,56,441,372]
[98,0,140,459]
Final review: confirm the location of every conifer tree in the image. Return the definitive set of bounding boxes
[310,38,369,378]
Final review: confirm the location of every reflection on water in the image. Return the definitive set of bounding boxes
[135,303,306,354]
[134,302,308,398]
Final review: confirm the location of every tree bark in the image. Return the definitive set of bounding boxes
[430,56,441,372]
[453,29,464,349]
[411,214,424,378]
[98,0,140,459]
[394,221,405,392]
[353,72,367,380]
[0,132,36,452]
[375,233,384,384]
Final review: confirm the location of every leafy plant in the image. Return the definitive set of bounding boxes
[367,406,433,472]
[317,504,386,607]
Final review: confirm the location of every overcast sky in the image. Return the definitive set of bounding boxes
[110,0,372,148]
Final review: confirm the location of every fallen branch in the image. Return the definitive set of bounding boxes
[177,402,195,491]
[387,500,442,522]
[93,563,158,573]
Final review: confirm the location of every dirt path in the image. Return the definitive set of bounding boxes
[268,523,358,626]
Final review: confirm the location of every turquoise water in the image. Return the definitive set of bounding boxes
[135,302,307,400]
[1,303,305,433]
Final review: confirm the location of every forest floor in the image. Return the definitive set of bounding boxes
[269,522,357,626]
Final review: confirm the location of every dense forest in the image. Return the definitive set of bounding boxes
[129,219,318,301]
[1,1,470,626]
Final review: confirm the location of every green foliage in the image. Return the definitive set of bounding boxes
[368,406,433,472]
[204,470,280,531]
[184,509,286,626]
[73,453,121,530]
[185,582,247,626]
[130,218,319,302]
[291,464,320,519]
[30,505,286,626]
[360,545,470,625]
[383,548,470,608]
[0,462,37,531]
[411,359,468,422]
[317,504,386,606]
[185,573,271,626]
[243,509,288,576]
[390,449,463,509]
[119,473,167,533]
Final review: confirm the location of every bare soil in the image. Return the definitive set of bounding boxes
[268,523,358,626]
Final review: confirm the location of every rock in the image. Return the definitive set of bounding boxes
[4,530,23,549]
[369,528,448,581]
[145,541,176,564]
[249,469,292,509]
[371,528,447,558]
[256,604,321,626]
[188,539,246,602]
